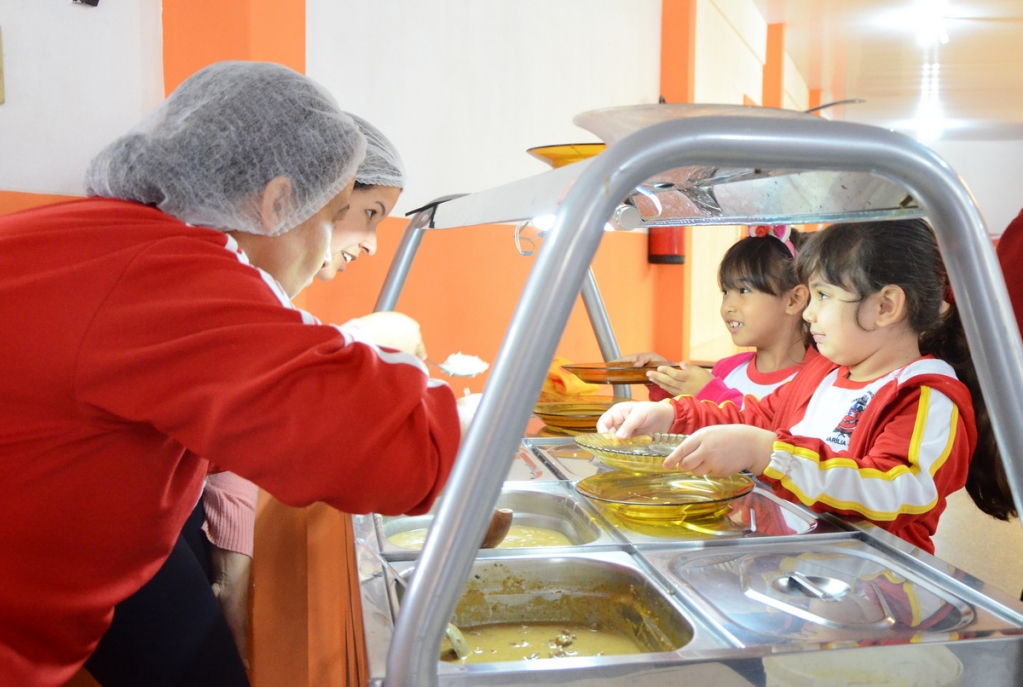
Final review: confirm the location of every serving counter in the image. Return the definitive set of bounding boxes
[357,438,1023,685]
[362,105,1023,685]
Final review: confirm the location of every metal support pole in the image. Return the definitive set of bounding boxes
[580,267,631,399]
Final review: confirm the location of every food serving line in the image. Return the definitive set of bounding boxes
[356,106,1023,686]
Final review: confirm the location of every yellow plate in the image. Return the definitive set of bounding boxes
[562,362,664,384]
[576,472,754,522]
[573,432,687,473]
[526,143,607,169]
[533,396,629,431]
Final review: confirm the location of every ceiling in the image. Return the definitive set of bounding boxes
[752,0,1023,141]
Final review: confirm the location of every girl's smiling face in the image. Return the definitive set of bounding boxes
[720,283,795,349]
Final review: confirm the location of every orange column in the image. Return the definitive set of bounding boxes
[660,0,696,104]
[655,0,697,361]
[808,88,822,114]
[762,23,785,109]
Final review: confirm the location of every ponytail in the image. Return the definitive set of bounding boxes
[920,301,1016,520]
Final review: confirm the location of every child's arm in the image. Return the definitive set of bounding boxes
[762,387,970,540]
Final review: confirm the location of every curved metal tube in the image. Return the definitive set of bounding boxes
[375,194,466,312]
[384,115,1023,686]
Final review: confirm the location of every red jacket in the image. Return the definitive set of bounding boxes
[0,199,460,687]
[669,352,974,554]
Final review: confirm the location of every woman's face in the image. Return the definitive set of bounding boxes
[231,179,355,299]
[316,185,402,281]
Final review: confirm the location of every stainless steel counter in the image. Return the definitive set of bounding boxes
[357,440,1023,686]
[367,111,1023,686]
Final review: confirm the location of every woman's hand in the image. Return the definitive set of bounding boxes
[456,392,483,438]
[664,425,775,476]
[596,401,674,438]
[647,363,714,397]
[209,547,252,669]
[353,311,427,359]
[611,351,670,366]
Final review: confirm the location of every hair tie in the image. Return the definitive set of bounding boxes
[748,224,797,257]
[944,283,955,305]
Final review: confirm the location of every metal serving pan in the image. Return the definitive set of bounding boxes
[641,537,1023,649]
[373,481,620,559]
[377,551,729,680]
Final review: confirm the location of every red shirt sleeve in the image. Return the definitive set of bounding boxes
[75,236,460,516]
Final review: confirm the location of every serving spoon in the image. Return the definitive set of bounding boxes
[355,537,472,660]
[352,508,514,661]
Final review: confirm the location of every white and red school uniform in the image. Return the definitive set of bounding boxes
[668,352,974,554]
[649,348,818,406]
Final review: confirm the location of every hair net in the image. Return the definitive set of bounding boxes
[347,113,405,188]
[84,61,367,236]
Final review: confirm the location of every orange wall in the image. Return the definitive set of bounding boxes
[302,219,660,395]
[0,190,79,215]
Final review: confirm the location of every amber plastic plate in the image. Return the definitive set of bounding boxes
[533,396,629,432]
[573,432,688,473]
[561,362,665,384]
[575,472,754,522]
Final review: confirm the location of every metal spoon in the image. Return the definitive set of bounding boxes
[354,537,472,660]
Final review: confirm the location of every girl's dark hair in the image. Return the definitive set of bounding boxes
[797,218,1016,520]
[719,229,808,296]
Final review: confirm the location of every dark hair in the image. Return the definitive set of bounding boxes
[797,218,1015,520]
[719,230,808,296]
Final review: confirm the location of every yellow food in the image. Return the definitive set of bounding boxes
[388,524,572,550]
[441,621,643,663]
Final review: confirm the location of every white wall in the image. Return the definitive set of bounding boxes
[695,0,765,105]
[688,0,767,362]
[306,0,662,216]
[0,0,163,196]
[925,139,1023,236]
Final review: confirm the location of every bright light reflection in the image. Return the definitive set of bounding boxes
[916,0,950,46]
[916,61,944,141]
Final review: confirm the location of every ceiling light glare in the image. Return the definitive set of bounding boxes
[916,0,950,47]
[916,62,944,141]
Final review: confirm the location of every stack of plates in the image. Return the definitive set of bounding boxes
[575,471,754,526]
[532,396,628,435]
[572,431,754,535]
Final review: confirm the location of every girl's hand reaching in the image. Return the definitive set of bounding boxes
[611,351,670,366]
[596,401,674,438]
[664,425,775,476]
[647,362,714,398]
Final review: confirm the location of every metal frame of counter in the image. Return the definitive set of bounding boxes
[365,114,1023,686]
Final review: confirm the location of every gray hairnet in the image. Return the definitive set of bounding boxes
[348,113,405,189]
[84,61,367,236]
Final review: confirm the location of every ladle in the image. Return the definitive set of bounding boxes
[354,537,472,660]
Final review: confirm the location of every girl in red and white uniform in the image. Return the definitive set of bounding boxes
[600,219,1015,554]
[620,226,815,407]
